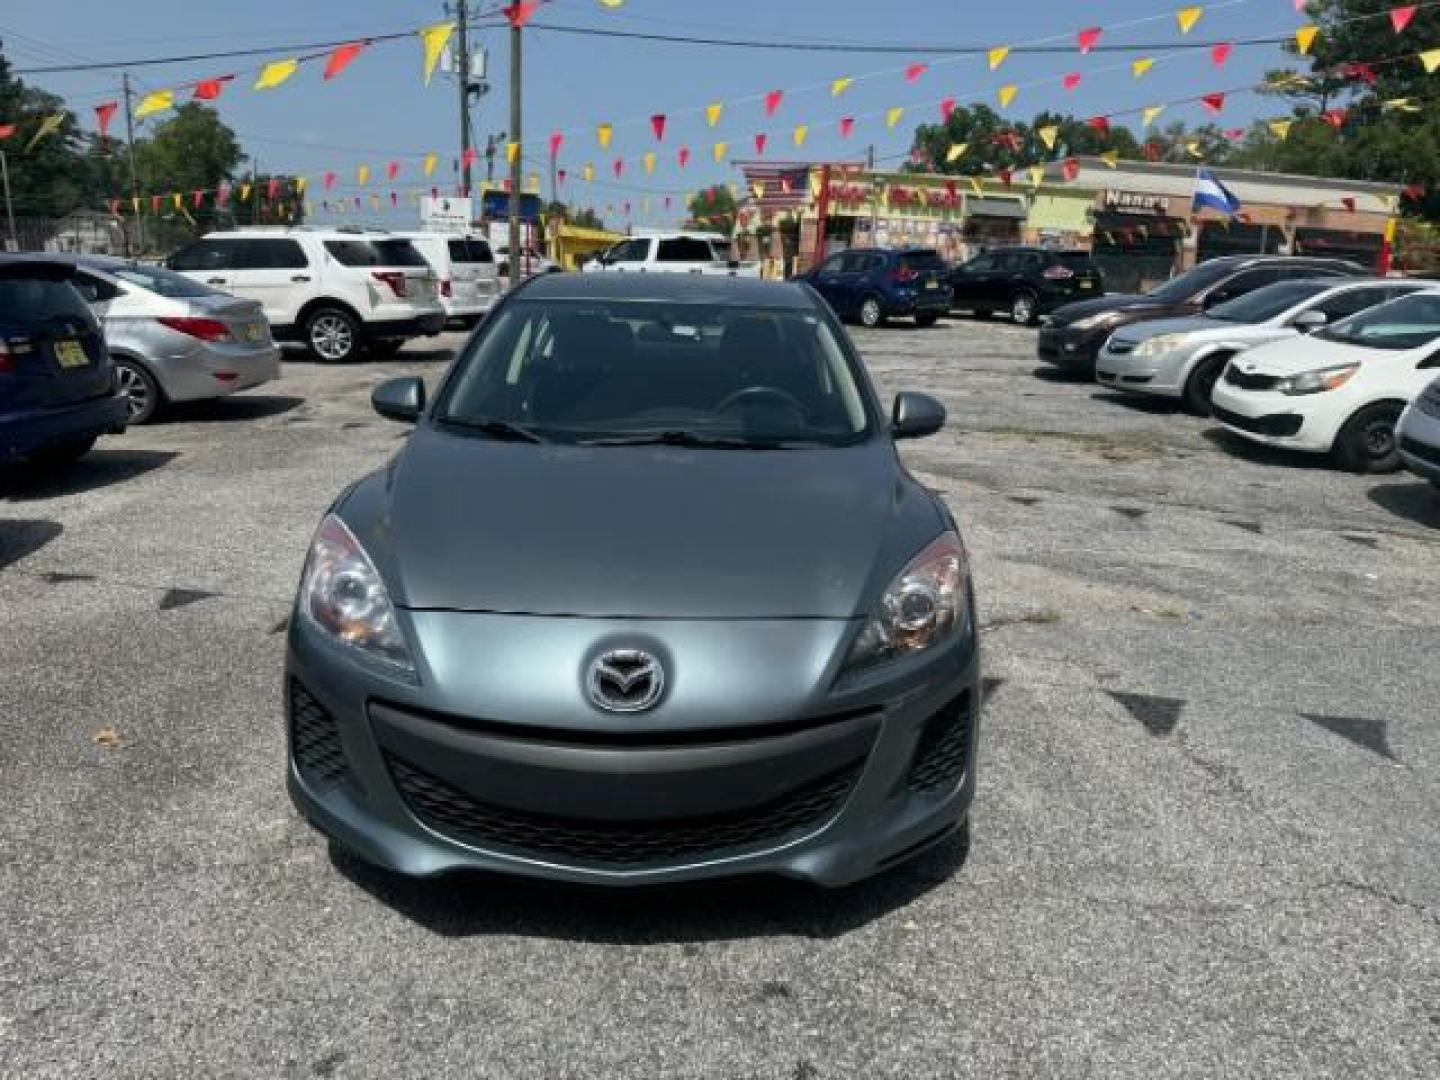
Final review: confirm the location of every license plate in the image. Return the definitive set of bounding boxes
[925,280,939,290]
[54,339,89,368]
[240,322,268,344]
[1079,280,1095,289]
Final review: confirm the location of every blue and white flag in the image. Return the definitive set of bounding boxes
[1192,168,1242,215]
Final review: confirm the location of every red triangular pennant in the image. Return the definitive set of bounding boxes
[940,97,957,122]
[651,114,667,141]
[549,131,564,158]
[1391,5,1417,33]
[504,2,539,28]
[1211,43,1232,67]
[94,102,119,142]
[324,42,366,80]
[905,62,928,82]
[677,146,691,167]
[764,90,783,116]
[754,133,768,155]
[1077,27,1102,53]
[193,76,233,101]
[1202,93,1226,114]
[839,117,855,138]
[1063,73,1082,91]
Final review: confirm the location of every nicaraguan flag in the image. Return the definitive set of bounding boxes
[1193,168,1242,215]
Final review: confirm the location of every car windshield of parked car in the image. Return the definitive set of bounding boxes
[107,264,218,299]
[1315,292,1440,351]
[0,276,93,326]
[1206,281,1333,324]
[898,251,946,274]
[1144,261,1237,303]
[437,300,872,447]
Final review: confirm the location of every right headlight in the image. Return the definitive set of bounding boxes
[299,514,414,673]
[843,532,970,673]
[1274,363,1360,396]
[1134,332,1193,358]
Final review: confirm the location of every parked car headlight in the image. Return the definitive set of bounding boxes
[1275,364,1360,396]
[1134,332,1192,358]
[299,514,414,672]
[1069,312,1121,331]
[844,532,970,673]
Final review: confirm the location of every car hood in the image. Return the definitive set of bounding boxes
[1049,294,1193,326]
[1111,315,1285,344]
[341,426,945,619]
[1231,335,1367,377]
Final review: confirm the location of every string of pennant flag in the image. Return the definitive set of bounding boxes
[85,30,1439,228]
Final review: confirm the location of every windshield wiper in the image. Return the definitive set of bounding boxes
[577,430,788,450]
[438,417,546,444]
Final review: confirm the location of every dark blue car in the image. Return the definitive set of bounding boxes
[797,247,953,328]
[1,256,127,469]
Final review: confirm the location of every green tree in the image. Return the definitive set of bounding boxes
[133,103,245,248]
[0,49,101,222]
[688,185,736,232]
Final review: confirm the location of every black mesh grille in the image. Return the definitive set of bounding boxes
[1223,366,1280,391]
[906,692,972,793]
[289,682,349,788]
[385,754,863,866]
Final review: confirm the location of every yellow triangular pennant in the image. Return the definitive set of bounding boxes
[357,165,370,185]
[506,141,519,164]
[886,107,904,129]
[423,153,438,177]
[1268,119,1293,140]
[1295,25,1319,55]
[1421,49,1440,74]
[582,163,594,182]
[793,124,809,147]
[597,123,613,149]
[644,151,656,174]
[706,102,723,127]
[1142,105,1165,127]
[988,46,1010,71]
[1176,6,1203,35]
[1037,125,1059,150]
[1028,165,1045,187]
[135,90,174,118]
[969,176,984,197]
[831,77,853,97]
[945,142,968,163]
[1132,57,1155,78]
[997,85,1018,108]
[420,22,457,86]
[713,141,728,163]
[254,59,299,90]
[1100,150,1120,168]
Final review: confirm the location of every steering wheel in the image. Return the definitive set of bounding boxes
[714,386,807,416]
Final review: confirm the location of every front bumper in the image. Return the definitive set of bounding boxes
[286,610,981,887]
[887,287,953,317]
[1037,324,1110,371]
[1398,404,1440,482]
[0,392,128,461]
[1095,343,1196,399]
[1210,383,1340,453]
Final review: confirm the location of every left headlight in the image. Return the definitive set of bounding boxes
[1134,332,1192,358]
[1274,363,1359,396]
[1070,312,1120,332]
[843,532,970,674]
[299,514,414,673]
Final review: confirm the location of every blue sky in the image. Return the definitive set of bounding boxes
[1,0,1312,228]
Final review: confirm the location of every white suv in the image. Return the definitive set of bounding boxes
[167,228,446,362]
[393,232,498,328]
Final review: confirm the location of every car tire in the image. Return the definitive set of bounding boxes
[1010,291,1038,326]
[1332,402,1404,474]
[1181,353,1230,417]
[915,312,940,328]
[858,295,885,329]
[113,358,162,425]
[28,435,98,469]
[305,307,361,363]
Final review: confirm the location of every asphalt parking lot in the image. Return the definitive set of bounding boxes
[2,317,1438,1079]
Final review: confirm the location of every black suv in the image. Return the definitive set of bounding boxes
[950,247,1105,326]
[1038,255,1366,374]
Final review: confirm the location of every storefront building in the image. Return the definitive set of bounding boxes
[740,158,1400,285]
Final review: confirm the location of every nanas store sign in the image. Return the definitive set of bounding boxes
[1103,190,1170,214]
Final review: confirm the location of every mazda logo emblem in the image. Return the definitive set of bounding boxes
[587,649,665,713]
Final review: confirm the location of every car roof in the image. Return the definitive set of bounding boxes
[0,254,82,281]
[517,272,816,309]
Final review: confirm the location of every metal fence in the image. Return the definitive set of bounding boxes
[4,214,134,257]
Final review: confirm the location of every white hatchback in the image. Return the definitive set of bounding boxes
[1211,291,1440,472]
[1397,374,1440,488]
[393,232,498,327]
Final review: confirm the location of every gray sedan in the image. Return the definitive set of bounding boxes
[64,257,280,423]
[285,273,981,887]
[1096,278,1434,414]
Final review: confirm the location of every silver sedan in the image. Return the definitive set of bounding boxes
[66,257,281,424]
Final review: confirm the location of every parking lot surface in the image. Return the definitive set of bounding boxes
[2,320,1438,1078]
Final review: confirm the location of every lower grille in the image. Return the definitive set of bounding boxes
[289,682,349,788]
[386,753,863,866]
[1214,405,1303,438]
[906,692,973,794]
[1400,435,1440,468]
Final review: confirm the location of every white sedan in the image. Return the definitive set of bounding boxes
[1210,291,1440,472]
[1398,373,1440,488]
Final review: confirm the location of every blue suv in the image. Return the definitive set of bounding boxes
[1,256,127,470]
[797,248,953,328]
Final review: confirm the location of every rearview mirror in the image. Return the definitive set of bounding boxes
[372,377,425,423]
[892,392,946,439]
[1292,309,1328,333]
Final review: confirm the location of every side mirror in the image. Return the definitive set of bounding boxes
[1292,309,1328,333]
[372,376,425,423]
[891,391,946,440]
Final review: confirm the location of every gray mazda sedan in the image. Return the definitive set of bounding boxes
[286,273,980,887]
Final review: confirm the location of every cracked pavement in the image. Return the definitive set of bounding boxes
[1,319,1437,1078]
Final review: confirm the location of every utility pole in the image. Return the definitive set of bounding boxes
[508,19,523,289]
[252,160,260,226]
[0,151,17,252]
[453,1,473,197]
[122,72,144,254]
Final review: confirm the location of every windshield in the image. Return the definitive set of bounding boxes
[1206,281,1332,323]
[105,263,218,298]
[1315,292,1440,351]
[435,299,873,447]
[1145,261,1237,303]
[899,251,946,274]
